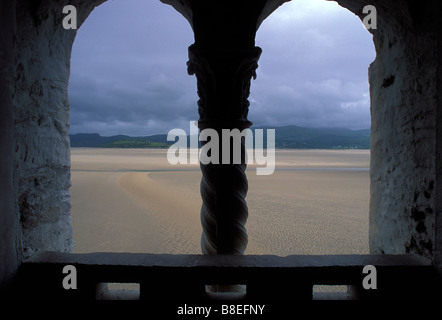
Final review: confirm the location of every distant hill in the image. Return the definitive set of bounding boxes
[69,125,370,149]
[102,140,171,148]
[69,133,172,148]
[257,125,370,149]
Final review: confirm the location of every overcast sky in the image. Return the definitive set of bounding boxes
[68,0,375,136]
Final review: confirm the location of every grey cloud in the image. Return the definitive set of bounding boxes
[249,0,374,130]
[68,0,375,136]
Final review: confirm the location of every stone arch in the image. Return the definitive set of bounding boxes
[1,0,442,292]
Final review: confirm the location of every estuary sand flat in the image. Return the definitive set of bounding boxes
[70,148,369,256]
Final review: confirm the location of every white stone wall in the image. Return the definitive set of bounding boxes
[335,0,440,261]
[366,3,438,258]
[13,0,103,258]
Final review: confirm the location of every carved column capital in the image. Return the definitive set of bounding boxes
[187,44,262,130]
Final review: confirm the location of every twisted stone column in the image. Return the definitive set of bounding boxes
[199,143,249,255]
[187,44,261,255]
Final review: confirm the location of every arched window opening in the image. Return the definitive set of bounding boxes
[69,0,375,262]
[69,0,201,254]
[245,0,375,256]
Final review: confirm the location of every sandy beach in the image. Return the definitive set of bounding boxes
[70,148,370,256]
